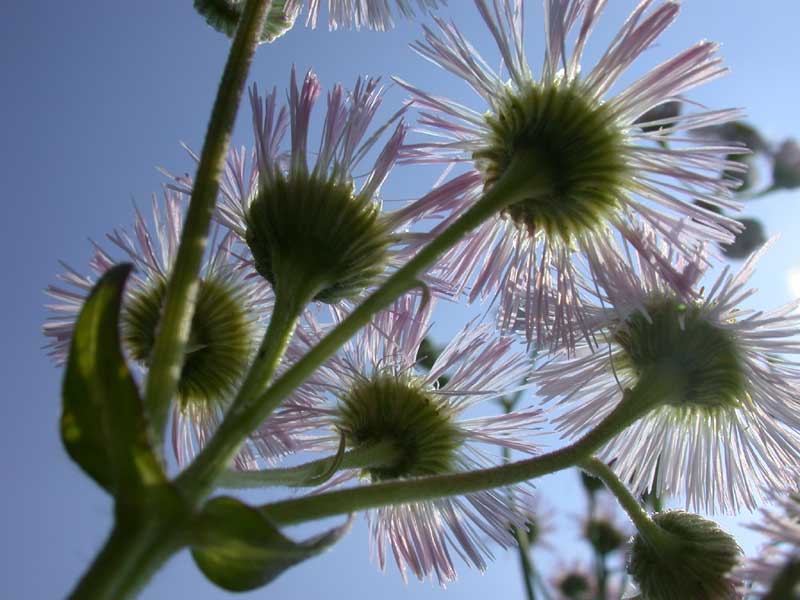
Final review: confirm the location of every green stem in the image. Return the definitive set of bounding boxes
[177,148,549,498]
[503,411,536,600]
[260,375,670,525]
[579,458,677,555]
[219,440,400,488]
[143,0,273,450]
[67,509,186,600]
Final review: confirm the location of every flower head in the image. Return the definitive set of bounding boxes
[169,69,454,303]
[194,0,445,38]
[275,294,543,583]
[398,0,744,346]
[533,239,800,513]
[43,191,296,468]
[736,488,800,598]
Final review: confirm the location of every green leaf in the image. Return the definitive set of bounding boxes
[191,497,352,591]
[61,263,165,497]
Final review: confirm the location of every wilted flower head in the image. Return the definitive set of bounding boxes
[736,488,800,598]
[42,191,296,468]
[194,0,445,38]
[533,238,800,513]
[398,0,744,346]
[273,294,543,583]
[169,68,454,304]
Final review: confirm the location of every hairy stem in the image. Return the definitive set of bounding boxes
[177,148,550,498]
[260,374,670,525]
[67,507,186,600]
[143,0,274,449]
[579,458,677,554]
[219,440,400,488]
[67,2,271,598]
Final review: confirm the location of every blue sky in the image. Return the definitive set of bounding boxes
[2,1,799,598]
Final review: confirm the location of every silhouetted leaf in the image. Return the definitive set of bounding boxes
[191,497,352,591]
[61,263,164,496]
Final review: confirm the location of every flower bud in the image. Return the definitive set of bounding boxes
[555,570,594,600]
[772,139,800,190]
[635,101,682,134]
[721,218,766,259]
[586,518,627,556]
[628,511,741,600]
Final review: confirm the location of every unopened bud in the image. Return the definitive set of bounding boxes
[772,139,800,190]
[721,218,766,259]
[628,511,741,600]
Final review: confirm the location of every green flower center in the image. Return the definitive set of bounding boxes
[614,300,746,411]
[122,276,254,409]
[337,375,463,481]
[476,82,627,239]
[246,173,390,304]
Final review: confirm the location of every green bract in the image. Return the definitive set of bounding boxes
[475,82,627,240]
[245,172,391,304]
[628,511,741,600]
[194,0,299,43]
[614,300,747,412]
[123,275,255,409]
[337,375,463,481]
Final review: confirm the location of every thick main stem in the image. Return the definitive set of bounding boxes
[67,3,271,599]
[67,509,185,600]
[177,150,549,498]
[143,0,273,449]
[260,375,669,525]
[219,440,400,488]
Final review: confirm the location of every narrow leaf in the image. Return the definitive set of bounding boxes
[61,263,164,496]
[191,496,351,591]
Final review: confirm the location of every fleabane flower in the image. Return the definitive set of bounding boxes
[42,191,296,468]
[736,488,800,598]
[169,69,456,304]
[276,294,544,584]
[397,0,744,346]
[533,240,800,513]
[195,0,445,38]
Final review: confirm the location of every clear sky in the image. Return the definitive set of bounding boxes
[2,1,799,598]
